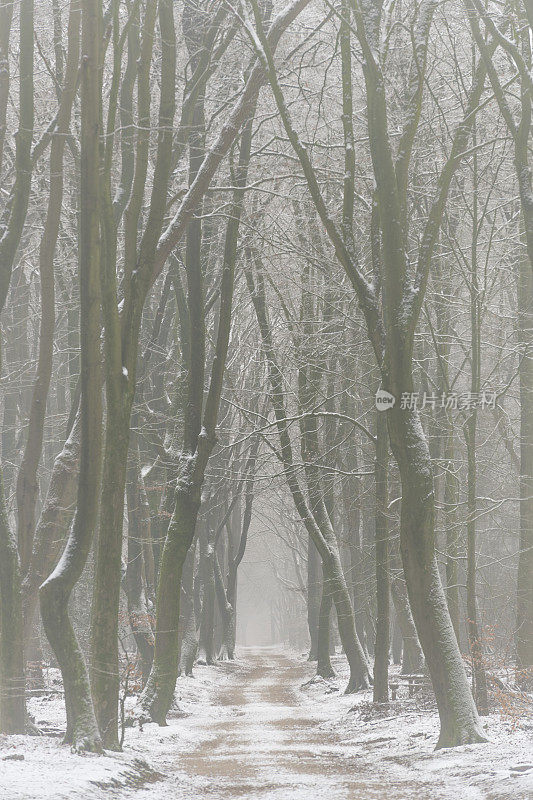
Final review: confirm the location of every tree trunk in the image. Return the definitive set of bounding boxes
[391,612,402,666]
[16,0,80,575]
[91,415,129,749]
[387,404,487,748]
[323,550,370,692]
[516,228,533,688]
[197,521,216,666]
[178,545,199,676]
[341,441,369,659]
[373,410,389,703]
[39,0,103,752]
[463,125,488,716]
[307,535,320,661]
[125,442,154,687]
[390,570,424,674]
[0,468,25,733]
[22,412,80,648]
[139,480,203,724]
[0,0,34,737]
[443,418,460,643]
[465,413,488,715]
[316,575,335,679]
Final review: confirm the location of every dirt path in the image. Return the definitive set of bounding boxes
[4,647,531,799]
[154,647,438,800]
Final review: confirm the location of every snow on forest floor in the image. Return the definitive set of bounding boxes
[0,647,531,800]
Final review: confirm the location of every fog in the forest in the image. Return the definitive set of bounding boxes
[0,0,532,798]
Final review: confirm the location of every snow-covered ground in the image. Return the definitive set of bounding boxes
[0,648,531,800]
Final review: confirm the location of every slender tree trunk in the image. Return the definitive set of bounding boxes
[217,457,256,660]
[516,228,533,688]
[91,0,175,748]
[316,576,335,679]
[91,412,130,748]
[465,413,488,715]
[373,410,389,702]
[443,419,460,642]
[307,536,320,660]
[464,144,488,716]
[214,549,235,662]
[391,612,402,666]
[125,440,154,686]
[0,465,25,733]
[197,521,216,666]
[390,570,424,674]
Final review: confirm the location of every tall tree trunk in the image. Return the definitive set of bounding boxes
[217,456,256,661]
[16,0,80,574]
[0,0,34,736]
[463,142,488,715]
[373,410,389,702]
[39,0,103,753]
[516,227,533,688]
[387,404,486,747]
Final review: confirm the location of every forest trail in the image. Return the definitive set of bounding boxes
[151,647,443,800]
[3,647,531,799]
